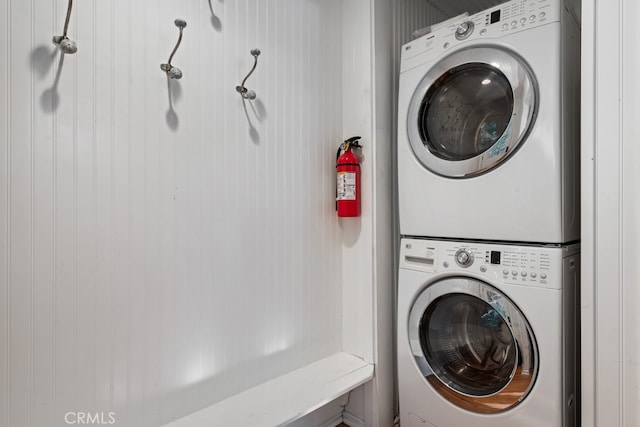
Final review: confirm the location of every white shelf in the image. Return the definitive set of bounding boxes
[162,352,374,427]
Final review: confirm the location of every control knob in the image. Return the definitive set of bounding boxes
[455,248,474,267]
[455,21,475,40]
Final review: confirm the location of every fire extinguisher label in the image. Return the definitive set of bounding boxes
[337,172,357,200]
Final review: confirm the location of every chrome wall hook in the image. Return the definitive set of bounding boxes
[236,48,261,100]
[52,0,77,54]
[161,19,187,79]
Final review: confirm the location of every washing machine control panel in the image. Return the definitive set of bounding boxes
[400,238,579,290]
[400,0,564,72]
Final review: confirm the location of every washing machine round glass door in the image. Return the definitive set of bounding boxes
[406,46,538,178]
[408,277,539,414]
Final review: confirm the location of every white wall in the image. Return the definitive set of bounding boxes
[581,0,640,425]
[340,0,395,425]
[0,1,352,426]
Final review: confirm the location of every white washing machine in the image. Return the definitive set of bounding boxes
[397,238,579,426]
[397,0,580,243]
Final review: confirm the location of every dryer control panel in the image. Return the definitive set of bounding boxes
[401,0,565,72]
[400,238,580,290]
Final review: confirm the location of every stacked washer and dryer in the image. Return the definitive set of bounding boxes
[396,0,581,426]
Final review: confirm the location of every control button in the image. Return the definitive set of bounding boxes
[443,261,449,268]
[530,15,536,21]
[520,18,526,24]
[480,265,487,272]
[502,23,509,29]
[455,21,475,40]
[480,29,487,35]
[455,249,474,267]
[511,270,518,276]
[444,42,450,49]
[511,20,517,26]
[521,271,527,277]
[539,12,546,18]
[540,273,547,279]
[503,269,509,275]
[531,272,537,278]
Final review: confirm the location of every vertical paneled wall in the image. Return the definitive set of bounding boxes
[0,0,345,426]
[581,0,640,425]
[392,0,447,77]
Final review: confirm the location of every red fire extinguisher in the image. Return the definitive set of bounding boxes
[336,136,362,217]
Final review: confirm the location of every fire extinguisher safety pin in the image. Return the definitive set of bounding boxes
[337,136,362,161]
[340,136,362,153]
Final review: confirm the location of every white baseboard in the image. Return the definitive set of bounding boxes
[316,410,364,427]
[319,413,344,427]
[342,410,365,427]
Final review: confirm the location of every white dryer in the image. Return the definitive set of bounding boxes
[397,0,580,243]
[397,238,580,426]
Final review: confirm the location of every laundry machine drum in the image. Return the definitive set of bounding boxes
[407,46,538,178]
[419,63,514,161]
[408,277,539,413]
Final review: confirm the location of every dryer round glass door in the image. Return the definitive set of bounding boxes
[406,46,538,178]
[408,277,539,414]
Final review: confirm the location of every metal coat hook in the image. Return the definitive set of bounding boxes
[236,49,261,100]
[161,19,187,79]
[52,0,77,54]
